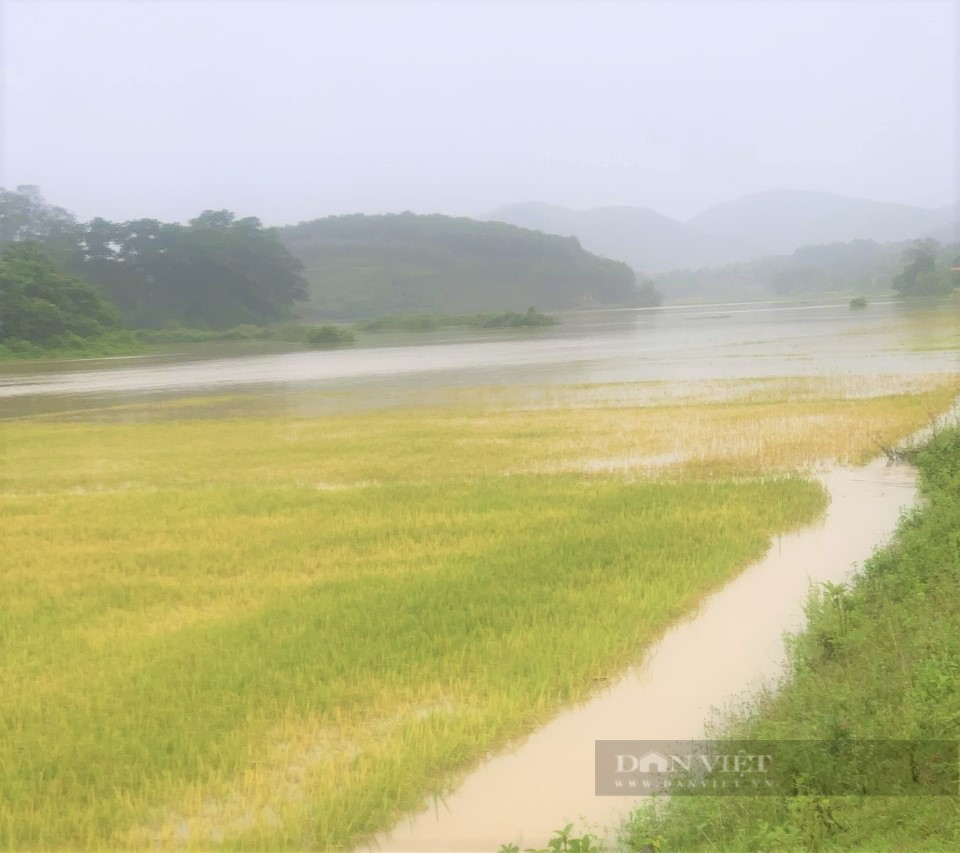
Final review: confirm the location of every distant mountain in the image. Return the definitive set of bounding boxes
[688,190,952,258]
[485,192,956,274]
[484,202,754,273]
[928,201,960,243]
[278,212,640,319]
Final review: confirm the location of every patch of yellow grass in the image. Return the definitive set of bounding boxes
[1,372,957,849]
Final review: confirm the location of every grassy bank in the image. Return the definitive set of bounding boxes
[1,382,956,849]
[0,329,144,361]
[0,322,357,363]
[621,423,960,852]
[354,308,558,332]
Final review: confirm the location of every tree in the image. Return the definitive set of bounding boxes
[892,239,954,297]
[72,212,308,328]
[634,278,663,308]
[0,185,77,244]
[0,242,118,346]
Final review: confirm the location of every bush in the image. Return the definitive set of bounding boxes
[304,325,355,348]
[849,295,868,309]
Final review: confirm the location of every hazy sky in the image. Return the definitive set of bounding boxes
[1,0,956,225]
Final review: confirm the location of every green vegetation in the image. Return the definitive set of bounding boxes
[303,324,355,347]
[1,405,827,850]
[0,330,143,361]
[0,241,130,357]
[1,377,956,849]
[355,307,559,332]
[71,210,308,328]
[658,237,960,301]
[620,423,960,852]
[892,238,958,297]
[135,323,356,348]
[0,184,77,244]
[635,278,663,308]
[848,295,868,309]
[279,212,640,318]
[0,186,308,332]
[0,188,647,357]
[133,324,271,344]
[500,823,602,853]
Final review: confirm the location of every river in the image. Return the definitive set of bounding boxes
[1,300,956,419]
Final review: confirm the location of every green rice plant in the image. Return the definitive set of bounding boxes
[618,425,960,852]
[0,377,956,848]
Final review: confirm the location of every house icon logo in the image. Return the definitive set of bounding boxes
[637,751,671,773]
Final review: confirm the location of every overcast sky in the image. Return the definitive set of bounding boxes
[1,0,956,225]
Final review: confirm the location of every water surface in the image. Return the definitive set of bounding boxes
[364,460,917,852]
[1,300,957,420]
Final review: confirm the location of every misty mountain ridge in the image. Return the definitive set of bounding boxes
[485,190,957,273]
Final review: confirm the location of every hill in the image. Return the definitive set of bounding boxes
[483,201,752,273]
[485,192,956,274]
[688,189,951,257]
[278,212,640,319]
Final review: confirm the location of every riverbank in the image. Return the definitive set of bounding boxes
[620,422,960,852]
[380,459,919,853]
[0,311,558,363]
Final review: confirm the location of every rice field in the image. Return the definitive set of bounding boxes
[0,374,957,849]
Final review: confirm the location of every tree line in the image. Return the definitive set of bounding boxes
[2,185,954,355]
[1,188,646,354]
[0,186,307,353]
[656,235,959,301]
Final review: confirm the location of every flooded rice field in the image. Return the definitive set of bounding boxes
[2,297,957,851]
[364,460,917,851]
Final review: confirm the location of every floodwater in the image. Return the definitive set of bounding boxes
[1,299,957,419]
[363,460,918,853]
[1,298,955,850]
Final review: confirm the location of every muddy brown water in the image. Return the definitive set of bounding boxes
[1,300,957,420]
[363,460,918,852]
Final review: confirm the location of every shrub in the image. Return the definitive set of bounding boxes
[304,325,355,348]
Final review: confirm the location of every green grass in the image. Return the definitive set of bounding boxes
[1,383,956,849]
[0,329,144,361]
[908,332,960,352]
[354,308,559,332]
[304,324,356,347]
[620,424,960,852]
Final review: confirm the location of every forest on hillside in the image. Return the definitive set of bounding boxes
[657,237,960,301]
[0,186,307,331]
[0,188,646,355]
[278,213,641,318]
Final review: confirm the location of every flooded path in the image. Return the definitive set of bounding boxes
[364,460,918,852]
